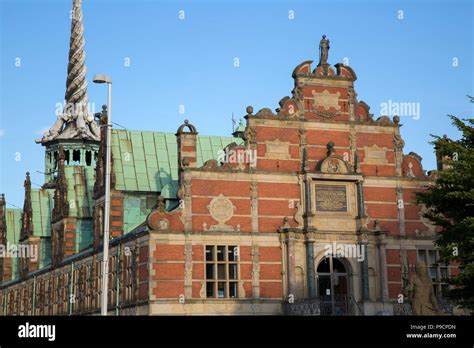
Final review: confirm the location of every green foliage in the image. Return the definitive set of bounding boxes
[416,112,474,310]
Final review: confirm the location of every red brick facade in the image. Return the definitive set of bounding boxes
[0,40,457,316]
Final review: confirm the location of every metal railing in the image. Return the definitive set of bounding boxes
[284,295,350,316]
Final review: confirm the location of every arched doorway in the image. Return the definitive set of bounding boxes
[317,257,350,315]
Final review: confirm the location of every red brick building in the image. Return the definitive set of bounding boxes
[0,1,458,316]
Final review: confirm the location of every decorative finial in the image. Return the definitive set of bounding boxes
[326,141,335,156]
[157,195,166,212]
[246,106,254,116]
[318,35,330,66]
[100,105,108,125]
[176,119,197,135]
[231,113,236,133]
[279,216,290,231]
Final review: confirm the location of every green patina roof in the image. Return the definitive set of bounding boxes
[5,208,21,280]
[1,129,242,281]
[62,166,94,251]
[6,189,52,240]
[5,208,22,244]
[30,188,53,237]
[112,129,244,198]
[64,166,95,219]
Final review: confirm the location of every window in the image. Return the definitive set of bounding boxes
[64,150,70,165]
[85,150,92,166]
[72,150,81,165]
[417,249,449,297]
[205,245,239,299]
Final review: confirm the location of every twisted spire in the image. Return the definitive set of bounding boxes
[36,0,99,144]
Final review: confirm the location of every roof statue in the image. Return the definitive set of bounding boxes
[36,0,99,144]
[318,35,330,66]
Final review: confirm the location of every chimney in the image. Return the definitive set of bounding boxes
[176,119,198,170]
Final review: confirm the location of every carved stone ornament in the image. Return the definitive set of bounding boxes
[312,90,341,111]
[393,133,405,151]
[407,162,415,178]
[207,193,236,232]
[155,218,170,231]
[407,261,442,315]
[317,142,350,174]
[419,205,436,235]
[243,125,256,144]
[319,156,349,174]
[294,201,304,227]
[255,108,276,118]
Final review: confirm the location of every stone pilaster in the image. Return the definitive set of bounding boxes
[184,240,193,299]
[250,182,258,232]
[376,231,389,302]
[303,175,316,229]
[396,186,406,236]
[356,180,368,231]
[285,232,296,297]
[251,244,260,298]
[360,239,369,301]
[305,232,316,298]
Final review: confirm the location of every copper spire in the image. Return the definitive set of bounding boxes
[36,0,99,144]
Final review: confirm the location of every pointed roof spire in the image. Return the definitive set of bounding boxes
[0,193,6,244]
[232,119,245,138]
[36,0,99,144]
[20,172,33,241]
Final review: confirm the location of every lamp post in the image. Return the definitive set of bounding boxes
[93,73,112,316]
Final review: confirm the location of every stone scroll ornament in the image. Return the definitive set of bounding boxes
[36,0,99,144]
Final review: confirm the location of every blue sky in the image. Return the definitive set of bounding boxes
[1,0,473,207]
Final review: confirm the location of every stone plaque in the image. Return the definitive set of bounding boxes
[363,145,388,165]
[265,139,291,160]
[311,89,341,111]
[315,185,347,212]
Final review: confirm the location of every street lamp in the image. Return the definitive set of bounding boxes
[93,73,112,316]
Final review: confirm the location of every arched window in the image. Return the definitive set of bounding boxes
[317,257,349,315]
